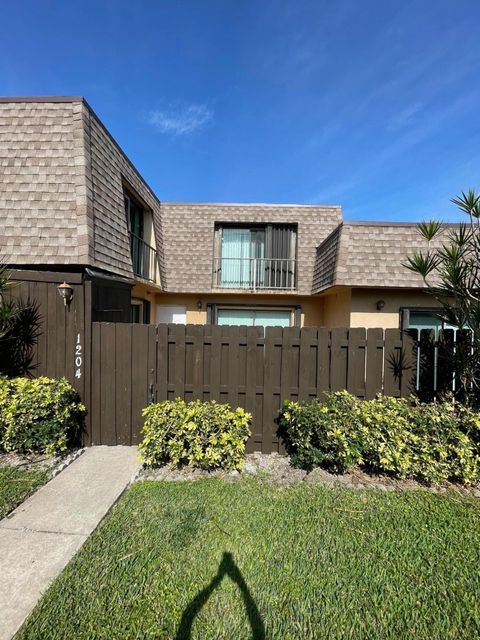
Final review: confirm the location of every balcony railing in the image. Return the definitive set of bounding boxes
[130,233,159,283]
[213,257,296,291]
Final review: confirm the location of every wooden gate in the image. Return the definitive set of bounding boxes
[88,323,415,451]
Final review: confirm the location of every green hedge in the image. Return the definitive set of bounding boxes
[278,392,480,485]
[139,399,251,471]
[0,377,85,456]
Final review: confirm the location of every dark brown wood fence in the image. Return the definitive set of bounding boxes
[6,271,91,404]
[88,323,415,451]
[6,272,431,451]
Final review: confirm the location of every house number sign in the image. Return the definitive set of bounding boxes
[75,333,83,379]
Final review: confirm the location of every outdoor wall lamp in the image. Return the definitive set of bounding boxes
[376,299,385,311]
[197,300,203,310]
[57,282,74,307]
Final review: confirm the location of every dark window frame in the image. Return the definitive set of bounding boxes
[130,297,151,324]
[400,306,446,333]
[213,223,298,290]
[206,302,301,327]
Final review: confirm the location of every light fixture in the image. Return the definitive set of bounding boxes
[197,300,203,310]
[57,282,74,307]
[376,299,385,311]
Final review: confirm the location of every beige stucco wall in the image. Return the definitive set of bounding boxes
[150,292,324,327]
[322,288,351,327]
[132,285,439,330]
[350,288,438,328]
[131,283,160,323]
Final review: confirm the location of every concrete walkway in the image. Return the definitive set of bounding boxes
[0,446,139,640]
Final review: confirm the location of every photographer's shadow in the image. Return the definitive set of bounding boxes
[175,551,265,640]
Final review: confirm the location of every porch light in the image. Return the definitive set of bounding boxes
[57,282,74,307]
[376,299,385,311]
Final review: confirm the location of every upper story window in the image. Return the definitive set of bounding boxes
[124,189,158,283]
[213,224,297,290]
[124,193,145,276]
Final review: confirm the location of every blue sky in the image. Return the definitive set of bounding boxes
[2,1,480,221]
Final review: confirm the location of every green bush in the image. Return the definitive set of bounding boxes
[0,377,85,456]
[355,395,415,479]
[278,392,480,485]
[407,400,480,485]
[139,399,251,471]
[277,393,363,473]
[0,377,14,448]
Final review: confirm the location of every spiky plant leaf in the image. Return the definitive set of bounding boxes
[417,219,442,241]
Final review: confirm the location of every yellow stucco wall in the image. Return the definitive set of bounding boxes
[350,288,438,328]
[131,283,159,323]
[322,288,351,328]
[131,285,439,330]
[151,292,323,327]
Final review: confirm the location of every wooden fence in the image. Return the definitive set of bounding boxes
[88,323,415,451]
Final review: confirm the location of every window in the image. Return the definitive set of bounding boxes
[216,308,292,328]
[402,308,455,338]
[130,299,151,324]
[214,224,297,290]
[402,308,459,393]
[131,304,141,323]
[124,193,145,276]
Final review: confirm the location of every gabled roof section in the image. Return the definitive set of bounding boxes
[313,221,455,293]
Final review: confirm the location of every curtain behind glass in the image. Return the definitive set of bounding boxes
[221,228,252,287]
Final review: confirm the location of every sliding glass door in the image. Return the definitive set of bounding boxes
[215,224,296,290]
[220,227,265,288]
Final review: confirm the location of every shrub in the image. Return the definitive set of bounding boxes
[356,395,416,479]
[278,392,363,473]
[1,377,85,456]
[406,400,480,485]
[278,392,480,485]
[139,399,251,471]
[0,377,14,449]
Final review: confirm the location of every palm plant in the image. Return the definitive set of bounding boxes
[0,262,41,376]
[404,190,480,405]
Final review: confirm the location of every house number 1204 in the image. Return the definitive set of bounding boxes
[75,333,83,379]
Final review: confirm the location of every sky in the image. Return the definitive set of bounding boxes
[2,0,480,222]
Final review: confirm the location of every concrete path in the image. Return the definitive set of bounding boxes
[0,446,139,640]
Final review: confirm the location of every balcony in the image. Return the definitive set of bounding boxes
[130,232,159,283]
[213,257,296,291]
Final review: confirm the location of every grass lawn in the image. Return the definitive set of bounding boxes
[0,466,47,519]
[18,479,480,640]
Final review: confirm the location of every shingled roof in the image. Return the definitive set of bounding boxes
[313,221,455,293]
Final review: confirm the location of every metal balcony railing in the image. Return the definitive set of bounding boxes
[130,233,159,283]
[213,257,296,290]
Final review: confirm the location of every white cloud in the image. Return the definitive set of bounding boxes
[389,102,423,130]
[147,103,213,136]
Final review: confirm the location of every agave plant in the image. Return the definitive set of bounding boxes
[404,190,480,405]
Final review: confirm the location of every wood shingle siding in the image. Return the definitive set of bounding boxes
[313,221,453,292]
[0,98,164,285]
[159,202,342,295]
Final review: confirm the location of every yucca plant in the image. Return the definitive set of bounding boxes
[404,190,480,405]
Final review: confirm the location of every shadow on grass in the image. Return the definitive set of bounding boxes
[175,551,265,640]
